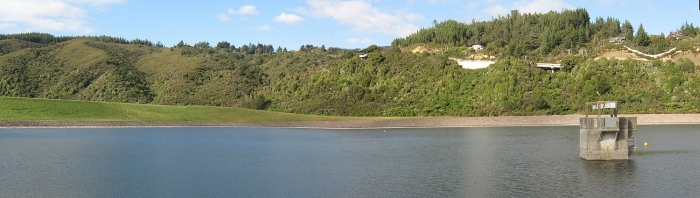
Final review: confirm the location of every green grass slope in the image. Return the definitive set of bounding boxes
[0,97,357,122]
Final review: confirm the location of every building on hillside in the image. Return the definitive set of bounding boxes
[667,31,684,40]
[471,45,483,51]
[359,54,368,60]
[609,37,626,43]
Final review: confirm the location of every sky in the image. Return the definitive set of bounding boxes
[1,0,699,49]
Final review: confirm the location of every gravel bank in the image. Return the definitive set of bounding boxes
[2,114,699,129]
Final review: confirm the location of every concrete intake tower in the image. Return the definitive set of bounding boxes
[580,101,637,160]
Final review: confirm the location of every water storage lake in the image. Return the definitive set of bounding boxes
[1,125,699,197]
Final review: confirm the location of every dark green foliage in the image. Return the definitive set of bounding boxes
[393,8,592,57]
[0,32,152,46]
[636,24,650,46]
[680,21,700,37]
[194,41,210,49]
[623,20,634,41]
[678,58,696,73]
[560,55,582,72]
[216,41,230,49]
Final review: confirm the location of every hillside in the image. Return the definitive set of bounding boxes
[1,9,700,117]
[0,97,357,122]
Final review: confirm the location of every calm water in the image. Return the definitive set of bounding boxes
[1,125,699,197]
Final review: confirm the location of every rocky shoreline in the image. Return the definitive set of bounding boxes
[2,114,700,129]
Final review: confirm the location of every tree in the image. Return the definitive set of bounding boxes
[276,46,282,53]
[194,41,210,48]
[561,55,581,72]
[216,41,230,49]
[255,43,264,54]
[176,40,185,48]
[266,44,274,53]
[321,44,326,52]
[155,41,164,48]
[636,24,650,46]
[622,20,634,42]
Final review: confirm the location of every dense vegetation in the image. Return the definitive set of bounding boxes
[1,9,700,117]
[393,9,699,58]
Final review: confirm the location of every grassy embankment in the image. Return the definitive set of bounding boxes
[0,97,377,122]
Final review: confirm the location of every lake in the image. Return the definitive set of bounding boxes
[1,125,698,197]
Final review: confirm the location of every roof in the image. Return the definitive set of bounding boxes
[609,37,625,42]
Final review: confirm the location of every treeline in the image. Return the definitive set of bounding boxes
[392,9,593,57]
[0,32,160,47]
[393,9,697,58]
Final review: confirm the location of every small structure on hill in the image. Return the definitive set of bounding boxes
[580,101,637,160]
[536,63,561,73]
[471,45,483,51]
[359,54,368,60]
[609,37,626,43]
[668,31,684,40]
[451,58,495,69]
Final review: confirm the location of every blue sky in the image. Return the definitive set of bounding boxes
[1,0,698,49]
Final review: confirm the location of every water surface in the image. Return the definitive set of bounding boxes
[1,125,698,197]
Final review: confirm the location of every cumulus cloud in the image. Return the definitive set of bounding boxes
[254,25,273,31]
[67,0,125,5]
[347,37,373,44]
[0,0,123,34]
[228,5,259,15]
[303,0,420,37]
[480,0,574,19]
[274,13,304,24]
[485,4,508,16]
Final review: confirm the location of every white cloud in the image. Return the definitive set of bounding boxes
[512,0,574,14]
[0,23,14,29]
[347,37,373,44]
[481,0,574,19]
[217,13,231,21]
[466,2,480,9]
[304,0,421,37]
[0,0,122,34]
[646,6,657,14]
[66,0,125,5]
[485,4,508,17]
[274,13,304,24]
[404,13,424,22]
[228,5,259,15]
[597,0,615,4]
[255,25,273,31]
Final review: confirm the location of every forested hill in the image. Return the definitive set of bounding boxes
[1,9,700,117]
[393,8,699,58]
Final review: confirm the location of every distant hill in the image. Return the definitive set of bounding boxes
[2,9,700,117]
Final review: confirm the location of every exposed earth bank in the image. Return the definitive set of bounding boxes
[2,114,700,129]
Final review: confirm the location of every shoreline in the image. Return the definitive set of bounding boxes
[2,114,700,129]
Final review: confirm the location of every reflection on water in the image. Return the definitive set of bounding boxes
[0,125,699,197]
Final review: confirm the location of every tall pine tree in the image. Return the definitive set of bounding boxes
[622,20,634,42]
[636,24,650,46]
